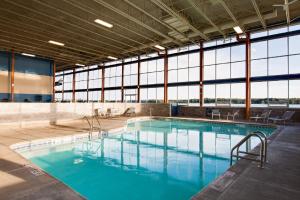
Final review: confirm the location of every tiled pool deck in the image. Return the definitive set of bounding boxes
[0,117,299,200]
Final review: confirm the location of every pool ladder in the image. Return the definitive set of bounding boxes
[230,131,267,168]
[84,116,102,140]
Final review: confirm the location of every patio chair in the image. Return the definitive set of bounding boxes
[106,108,120,118]
[94,108,106,118]
[250,110,272,122]
[227,110,239,120]
[211,109,221,119]
[268,111,295,125]
[124,107,136,117]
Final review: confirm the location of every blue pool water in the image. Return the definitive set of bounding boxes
[19,119,275,200]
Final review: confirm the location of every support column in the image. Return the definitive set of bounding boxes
[101,67,105,102]
[163,50,168,103]
[52,61,56,102]
[72,68,75,102]
[199,42,204,107]
[86,67,89,102]
[137,56,141,103]
[10,50,15,102]
[121,61,124,102]
[245,32,251,120]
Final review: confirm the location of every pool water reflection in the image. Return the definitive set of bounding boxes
[21,119,275,200]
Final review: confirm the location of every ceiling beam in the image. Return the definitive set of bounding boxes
[217,0,245,32]
[186,0,226,37]
[150,0,209,41]
[2,0,135,51]
[285,0,291,24]
[123,0,189,41]
[92,0,182,45]
[250,0,266,28]
[33,0,152,51]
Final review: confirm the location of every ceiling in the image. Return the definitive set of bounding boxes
[0,0,299,71]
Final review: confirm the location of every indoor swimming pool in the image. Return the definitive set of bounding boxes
[16,119,275,200]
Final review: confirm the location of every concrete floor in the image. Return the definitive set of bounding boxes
[0,117,130,200]
[192,125,300,200]
[1,117,300,200]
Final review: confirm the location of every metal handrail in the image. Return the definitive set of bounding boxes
[230,131,267,168]
[84,116,102,140]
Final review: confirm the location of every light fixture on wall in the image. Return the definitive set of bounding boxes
[233,26,243,34]
[48,40,65,46]
[21,53,36,57]
[154,45,165,50]
[107,56,118,60]
[94,19,113,28]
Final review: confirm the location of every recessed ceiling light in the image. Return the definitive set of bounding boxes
[21,53,36,57]
[154,45,165,50]
[75,63,85,67]
[48,40,65,46]
[94,19,113,28]
[107,56,118,60]
[233,26,243,34]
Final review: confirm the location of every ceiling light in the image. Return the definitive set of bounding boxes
[21,53,36,57]
[154,45,165,50]
[48,40,65,46]
[107,56,118,60]
[75,63,85,67]
[94,19,113,28]
[233,26,243,34]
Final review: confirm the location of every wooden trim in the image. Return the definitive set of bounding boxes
[163,50,168,103]
[10,50,15,102]
[200,42,204,107]
[72,68,75,102]
[101,67,105,102]
[137,56,141,103]
[121,61,124,102]
[245,32,251,119]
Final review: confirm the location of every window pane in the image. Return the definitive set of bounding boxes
[204,50,215,65]
[289,33,300,55]
[289,80,300,108]
[269,57,288,75]
[216,64,230,79]
[148,88,156,103]
[189,67,200,81]
[189,53,200,67]
[216,48,230,63]
[178,68,188,82]
[140,73,147,85]
[157,87,164,103]
[251,82,268,107]
[231,45,245,62]
[178,55,188,69]
[251,59,267,77]
[141,88,147,103]
[251,41,267,59]
[168,70,177,83]
[231,62,245,78]
[289,55,300,74]
[231,83,245,107]
[168,87,177,103]
[216,84,230,106]
[168,57,177,70]
[204,65,215,80]
[269,38,288,57]
[178,86,188,105]
[204,85,215,106]
[189,86,199,106]
[157,71,164,84]
[269,81,288,107]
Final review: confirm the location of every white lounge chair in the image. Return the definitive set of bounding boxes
[124,107,136,117]
[268,111,295,125]
[211,109,221,119]
[227,110,239,120]
[250,110,272,122]
[94,108,106,118]
[106,108,120,118]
